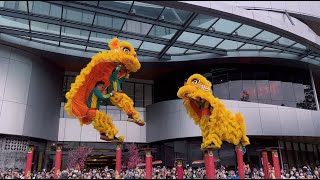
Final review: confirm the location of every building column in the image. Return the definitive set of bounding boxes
[145,149,152,179]
[176,158,183,179]
[204,149,216,179]
[236,145,245,179]
[271,150,281,179]
[53,144,62,179]
[116,143,122,175]
[24,145,34,179]
[261,151,270,179]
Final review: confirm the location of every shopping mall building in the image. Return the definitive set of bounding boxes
[0,0,320,171]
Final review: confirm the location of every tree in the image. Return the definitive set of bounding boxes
[127,143,142,169]
[66,146,92,170]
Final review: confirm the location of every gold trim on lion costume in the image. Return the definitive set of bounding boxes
[177,74,250,149]
[64,38,143,141]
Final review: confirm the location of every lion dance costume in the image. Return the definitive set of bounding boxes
[64,38,144,142]
[177,74,250,149]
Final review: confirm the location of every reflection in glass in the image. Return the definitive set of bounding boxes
[216,40,243,50]
[122,20,152,35]
[242,80,257,100]
[177,32,201,44]
[99,1,133,13]
[195,35,223,48]
[160,7,192,24]
[117,37,142,49]
[0,15,29,29]
[29,1,61,17]
[240,44,263,50]
[61,26,90,40]
[32,37,59,45]
[292,43,306,50]
[235,25,261,38]
[269,81,283,100]
[213,83,229,99]
[229,81,243,100]
[89,32,113,43]
[139,42,165,52]
[63,7,94,24]
[166,46,187,55]
[30,21,60,34]
[93,14,125,30]
[255,31,279,42]
[148,26,177,39]
[256,80,271,100]
[190,14,218,29]
[4,1,28,12]
[132,2,163,19]
[212,19,241,34]
[277,37,295,46]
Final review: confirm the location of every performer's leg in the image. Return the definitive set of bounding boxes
[91,110,119,139]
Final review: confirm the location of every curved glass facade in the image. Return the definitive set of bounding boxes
[154,64,317,110]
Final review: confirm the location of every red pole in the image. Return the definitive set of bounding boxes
[236,145,245,179]
[145,149,152,179]
[116,143,122,175]
[204,149,216,179]
[24,145,34,179]
[271,150,281,179]
[261,151,270,179]
[176,159,183,179]
[54,144,62,179]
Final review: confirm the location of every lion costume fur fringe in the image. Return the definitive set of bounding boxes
[177,74,250,149]
[64,38,142,141]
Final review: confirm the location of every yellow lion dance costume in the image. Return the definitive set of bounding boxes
[177,74,250,149]
[64,38,144,142]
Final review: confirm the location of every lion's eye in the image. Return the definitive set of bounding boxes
[192,79,200,84]
[122,47,130,54]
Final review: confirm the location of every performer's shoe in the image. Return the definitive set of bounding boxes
[111,136,124,142]
[128,115,145,126]
[100,133,112,141]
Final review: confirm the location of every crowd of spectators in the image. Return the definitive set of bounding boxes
[1,164,320,179]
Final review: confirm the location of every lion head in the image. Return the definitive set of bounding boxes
[177,74,214,121]
[108,38,141,73]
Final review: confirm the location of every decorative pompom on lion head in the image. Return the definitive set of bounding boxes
[108,38,141,73]
[177,74,212,99]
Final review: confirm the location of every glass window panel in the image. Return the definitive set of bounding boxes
[87,47,105,52]
[277,37,295,46]
[132,2,163,19]
[0,1,4,7]
[99,1,133,13]
[213,83,229,99]
[135,83,144,107]
[4,1,27,11]
[93,14,125,30]
[63,7,94,24]
[117,37,142,49]
[122,20,152,35]
[177,32,201,44]
[216,40,244,50]
[190,14,218,29]
[30,21,60,34]
[32,37,59,45]
[269,81,283,100]
[229,80,243,100]
[235,25,261,38]
[144,84,152,102]
[122,82,134,97]
[242,80,257,100]
[0,15,29,29]
[160,7,192,24]
[139,42,165,52]
[89,32,113,43]
[60,42,86,50]
[166,46,187,55]
[240,43,263,50]
[29,1,61,17]
[195,35,223,48]
[77,1,98,6]
[256,80,271,100]
[61,26,90,40]
[186,49,201,54]
[292,43,306,50]
[282,82,295,101]
[148,26,177,39]
[212,19,241,34]
[254,31,280,42]
[293,83,305,103]
[263,47,281,52]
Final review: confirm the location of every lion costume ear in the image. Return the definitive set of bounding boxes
[109,38,120,50]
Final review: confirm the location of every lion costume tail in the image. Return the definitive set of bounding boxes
[235,112,250,146]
